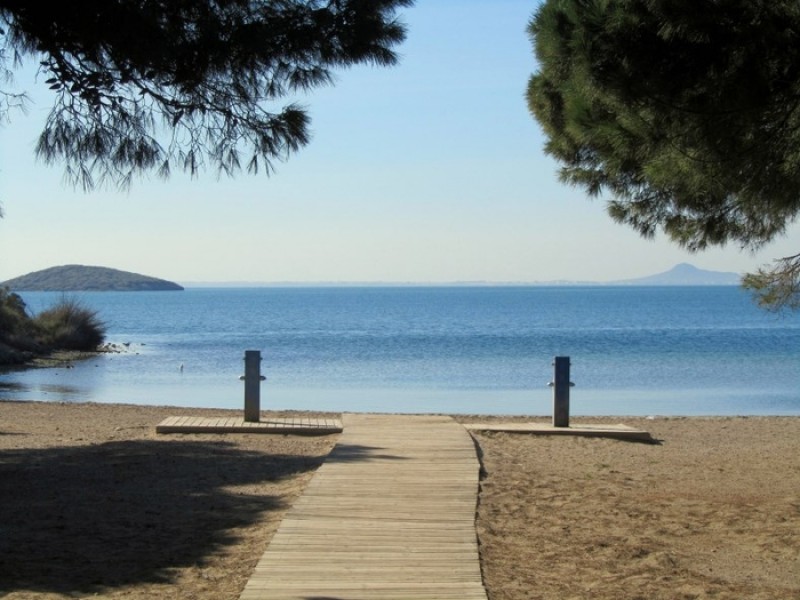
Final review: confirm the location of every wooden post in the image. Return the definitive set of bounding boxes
[552,356,571,428]
[243,350,263,423]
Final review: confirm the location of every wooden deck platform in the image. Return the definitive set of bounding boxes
[464,421,653,441]
[155,415,343,435]
[239,413,488,600]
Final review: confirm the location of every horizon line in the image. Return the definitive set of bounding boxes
[178,279,741,288]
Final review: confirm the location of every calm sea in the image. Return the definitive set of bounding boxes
[2,286,798,415]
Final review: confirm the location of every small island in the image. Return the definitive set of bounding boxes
[2,265,184,292]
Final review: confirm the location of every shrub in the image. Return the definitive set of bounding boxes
[33,298,107,351]
[0,288,40,350]
[0,288,28,333]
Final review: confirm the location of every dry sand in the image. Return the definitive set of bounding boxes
[1,402,798,599]
[466,415,800,600]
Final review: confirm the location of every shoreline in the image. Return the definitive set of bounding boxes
[1,401,798,599]
[4,396,800,423]
[0,343,129,370]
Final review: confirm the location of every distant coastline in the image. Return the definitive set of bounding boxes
[4,263,740,290]
[180,263,741,288]
[180,281,740,288]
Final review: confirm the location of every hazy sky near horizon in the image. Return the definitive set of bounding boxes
[1,0,798,284]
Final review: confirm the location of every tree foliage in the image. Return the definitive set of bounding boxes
[0,0,412,189]
[742,253,800,312]
[527,0,800,310]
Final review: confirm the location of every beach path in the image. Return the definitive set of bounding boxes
[239,413,488,600]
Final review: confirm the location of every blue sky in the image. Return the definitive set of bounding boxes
[1,0,797,284]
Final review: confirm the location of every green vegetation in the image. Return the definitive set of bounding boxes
[0,289,107,366]
[527,0,800,311]
[742,256,800,312]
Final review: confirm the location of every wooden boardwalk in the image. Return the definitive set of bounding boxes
[156,415,342,435]
[239,414,488,600]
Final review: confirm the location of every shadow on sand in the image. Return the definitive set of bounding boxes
[0,439,326,595]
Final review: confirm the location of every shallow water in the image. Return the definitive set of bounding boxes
[2,286,798,415]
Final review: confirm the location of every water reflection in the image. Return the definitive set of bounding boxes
[0,359,241,408]
[0,355,109,403]
[0,381,26,393]
[0,380,85,402]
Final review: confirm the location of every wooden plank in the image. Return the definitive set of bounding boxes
[155,416,343,435]
[464,421,653,441]
[238,413,488,600]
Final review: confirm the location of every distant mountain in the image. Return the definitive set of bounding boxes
[614,263,740,286]
[2,265,184,291]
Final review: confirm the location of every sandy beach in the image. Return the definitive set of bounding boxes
[1,402,798,599]
[466,415,800,600]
